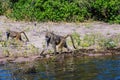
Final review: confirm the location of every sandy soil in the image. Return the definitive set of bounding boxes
[0,16,120,63]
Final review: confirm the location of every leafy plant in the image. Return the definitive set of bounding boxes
[98,38,117,49]
[72,32,81,48]
[104,39,117,49]
[89,0,120,23]
[0,0,119,23]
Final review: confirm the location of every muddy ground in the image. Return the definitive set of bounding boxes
[0,16,120,63]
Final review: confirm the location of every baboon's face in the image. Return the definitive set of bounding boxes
[45,32,52,42]
[6,31,9,35]
[45,36,50,42]
[6,31,10,38]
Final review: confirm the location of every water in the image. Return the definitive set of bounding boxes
[1,55,120,80]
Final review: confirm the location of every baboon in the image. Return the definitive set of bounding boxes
[6,30,29,42]
[57,34,72,52]
[41,32,76,55]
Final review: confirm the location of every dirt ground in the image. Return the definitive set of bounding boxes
[0,16,120,63]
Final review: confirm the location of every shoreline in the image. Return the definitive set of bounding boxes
[0,48,120,64]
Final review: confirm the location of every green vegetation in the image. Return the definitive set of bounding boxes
[72,32,120,50]
[0,0,119,23]
[0,39,39,57]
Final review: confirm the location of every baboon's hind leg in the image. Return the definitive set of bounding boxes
[52,43,57,55]
[64,42,70,52]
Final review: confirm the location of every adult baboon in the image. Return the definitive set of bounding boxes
[6,30,29,42]
[41,32,76,55]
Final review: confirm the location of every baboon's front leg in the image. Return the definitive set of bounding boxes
[52,42,57,55]
[64,43,71,51]
[40,40,49,55]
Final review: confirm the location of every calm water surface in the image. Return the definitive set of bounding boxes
[1,55,120,80]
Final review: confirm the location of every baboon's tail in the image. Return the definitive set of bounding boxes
[64,34,76,49]
[70,35,76,49]
[21,31,29,42]
[64,34,70,38]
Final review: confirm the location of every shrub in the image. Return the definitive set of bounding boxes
[89,0,120,23]
[0,0,119,23]
[98,38,117,49]
[6,0,89,22]
[104,39,117,49]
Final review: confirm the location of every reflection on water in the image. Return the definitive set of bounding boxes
[1,56,120,80]
[0,64,16,80]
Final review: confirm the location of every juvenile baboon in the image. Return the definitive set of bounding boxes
[6,30,29,42]
[41,32,76,55]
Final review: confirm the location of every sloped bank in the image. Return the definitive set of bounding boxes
[1,48,120,64]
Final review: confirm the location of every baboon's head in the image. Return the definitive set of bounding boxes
[6,29,10,35]
[45,32,53,41]
[6,30,10,39]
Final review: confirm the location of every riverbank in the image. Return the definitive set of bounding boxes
[0,16,120,63]
[1,48,120,64]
